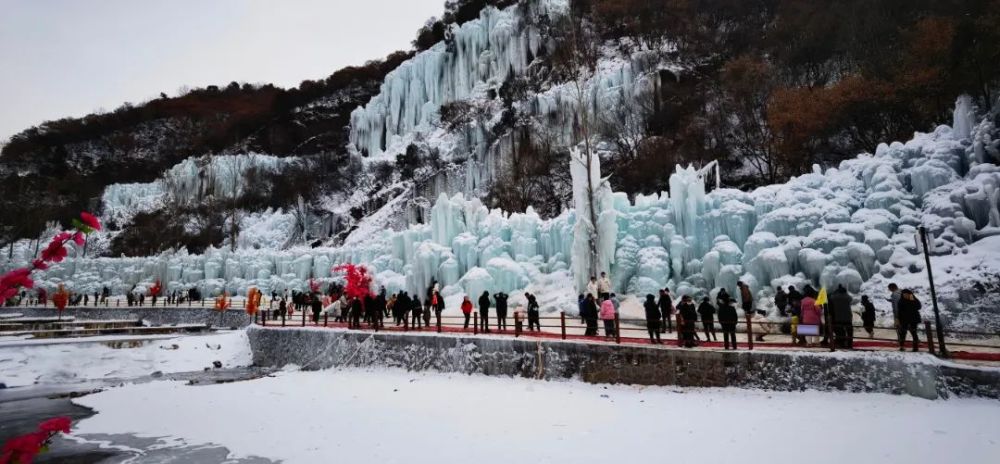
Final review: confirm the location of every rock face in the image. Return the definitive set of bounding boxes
[248,326,1000,400]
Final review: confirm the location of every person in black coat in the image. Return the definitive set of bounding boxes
[860,295,876,337]
[718,295,739,350]
[643,294,662,344]
[434,290,445,320]
[411,296,423,328]
[697,297,717,341]
[829,285,854,349]
[774,287,788,317]
[658,289,674,333]
[494,292,509,331]
[478,291,491,333]
[276,298,287,320]
[350,297,363,329]
[372,289,386,329]
[897,289,922,351]
[677,295,698,348]
[787,286,802,316]
[395,292,410,325]
[310,293,322,323]
[526,293,540,331]
[582,294,599,336]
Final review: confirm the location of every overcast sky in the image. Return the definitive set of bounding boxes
[0,0,445,141]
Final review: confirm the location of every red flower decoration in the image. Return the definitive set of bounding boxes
[1,269,33,291]
[31,259,48,271]
[80,212,102,231]
[333,263,373,300]
[72,232,85,247]
[1,431,45,464]
[38,417,71,435]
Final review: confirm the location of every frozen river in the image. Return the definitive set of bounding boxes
[67,367,1000,464]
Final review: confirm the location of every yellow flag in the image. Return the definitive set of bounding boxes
[815,287,828,306]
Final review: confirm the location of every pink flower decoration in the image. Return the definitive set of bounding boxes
[72,232,85,246]
[80,212,102,231]
[31,259,48,270]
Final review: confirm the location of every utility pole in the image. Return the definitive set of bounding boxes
[918,226,949,357]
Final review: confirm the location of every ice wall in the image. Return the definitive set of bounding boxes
[349,0,565,159]
[11,99,1000,319]
[100,153,300,229]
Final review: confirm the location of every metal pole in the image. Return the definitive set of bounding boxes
[825,304,835,352]
[473,312,478,335]
[560,311,566,340]
[924,321,936,355]
[614,313,620,344]
[746,313,754,351]
[918,226,949,357]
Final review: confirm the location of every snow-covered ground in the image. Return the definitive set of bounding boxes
[69,367,1000,464]
[0,330,250,387]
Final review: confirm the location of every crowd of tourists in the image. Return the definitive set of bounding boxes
[7,269,926,352]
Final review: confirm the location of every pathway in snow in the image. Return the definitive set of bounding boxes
[70,367,1000,464]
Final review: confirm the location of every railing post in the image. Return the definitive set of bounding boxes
[676,314,683,347]
[324,313,329,327]
[614,313,621,344]
[746,314,754,351]
[825,306,835,352]
[281,311,286,327]
[436,311,442,333]
[301,308,306,327]
[262,311,267,327]
[254,311,258,325]
[403,314,408,332]
[924,321,936,355]
[473,312,478,335]
[560,311,566,340]
[514,312,521,337]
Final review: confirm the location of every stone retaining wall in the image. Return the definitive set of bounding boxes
[248,326,1000,400]
[2,307,252,328]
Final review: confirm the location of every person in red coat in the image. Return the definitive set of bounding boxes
[461,296,473,329]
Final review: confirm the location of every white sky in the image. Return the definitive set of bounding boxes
[0,0,445,141]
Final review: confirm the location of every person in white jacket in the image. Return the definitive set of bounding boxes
[587,276,598,299]
[597,272,612,300]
